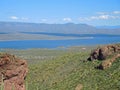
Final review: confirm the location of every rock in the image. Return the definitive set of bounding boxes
[88,44,120,61]
[98,60,112,70]
[98,54,120,70]
[75,84,83,90]
[0,53,28,90]
[88,44,120,70]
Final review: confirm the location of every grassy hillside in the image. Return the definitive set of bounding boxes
[1,47,120,90]
[25,49,120,90]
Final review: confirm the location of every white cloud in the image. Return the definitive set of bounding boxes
[10,16,19,20]
[98,15,109,19]
[63,18,72,22]
[97,15,120,20]
[10,16,29,21]
[97,11,120,15]
[113,11,120,14]
[79,10,120,22]
[79,15,120,21]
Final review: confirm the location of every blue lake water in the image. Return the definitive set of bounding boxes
[0,34,120,49]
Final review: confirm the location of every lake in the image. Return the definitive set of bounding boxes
[0,34,120,49]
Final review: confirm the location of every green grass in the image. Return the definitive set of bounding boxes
[0,75,4,90]
[1,47,120,90]
[26,51,120,90]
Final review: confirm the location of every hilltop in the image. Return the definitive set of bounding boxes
[1,44,120,90]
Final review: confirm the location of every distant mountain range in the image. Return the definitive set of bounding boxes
[96,25,120,29]
[0,22,120,34]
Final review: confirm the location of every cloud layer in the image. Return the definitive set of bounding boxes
[79,11,120,21]
[9,11,120,23]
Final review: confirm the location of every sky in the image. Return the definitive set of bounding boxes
[0,0,120,26]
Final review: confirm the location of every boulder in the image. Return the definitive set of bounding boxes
[0,53,28,90]
[98,54,120,70]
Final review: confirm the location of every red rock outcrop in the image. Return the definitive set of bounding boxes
[0,53,28,90]
[88,44,120,61]
[88,44,120,69]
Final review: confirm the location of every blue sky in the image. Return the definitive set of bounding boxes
[0,0,120,26]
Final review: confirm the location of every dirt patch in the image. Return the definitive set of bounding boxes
[75,84,83,90]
